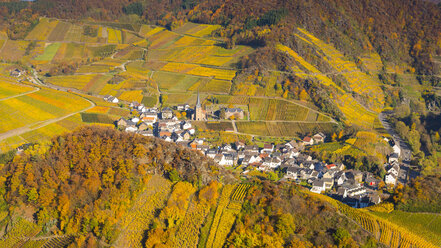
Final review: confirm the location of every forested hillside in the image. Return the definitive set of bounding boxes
[2,0,440,75]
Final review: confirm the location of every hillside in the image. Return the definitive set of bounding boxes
[0,126,379,248]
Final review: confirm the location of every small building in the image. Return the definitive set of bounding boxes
[234,141,245,150]
[106,96,119,103]
[286,166,301,179]
[161,107,173,119]
[224,108,244,119]
[177,104,190,111]
[10,69,22,77]
[346,170,363,183]
[262,143,274,153]
[138,122,150,131]
[311,179,326,194]
[138,130,154,137]
[206,149,218,159]
[116,118,129,127]
[389,153,399,164]
[313,132,326,143]
[302,136,314,146]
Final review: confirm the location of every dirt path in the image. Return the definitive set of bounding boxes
[0,38,7,54]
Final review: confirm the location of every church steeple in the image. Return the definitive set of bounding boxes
[194,91,205,120]
[196,91,201,108]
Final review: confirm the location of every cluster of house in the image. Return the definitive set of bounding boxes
[198,134,382,208]
[116,103,196,142]
[382,140,405,186]
[384,154,401,185]
[109,94,386,208]
[104,95,119,103]
[10,69,23,77]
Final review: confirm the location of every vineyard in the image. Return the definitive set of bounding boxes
[308,192,439,248]
[0,217,41,248]
[0,80,34,99]
[174,201,211,248]
[276,41,381,129]
[0,88,90,134]
[248,98,327,121]
[205,184,236,248]
[370,210,441,246]
[230,184,251,201]
[296,28,385,113]
[115,176,173,248]
[236,121,338,137]
[204,184,250,248]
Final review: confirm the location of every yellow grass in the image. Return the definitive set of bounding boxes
[161,62,198,73]
[297,28,385,112]
[25,18,59,40]
[186,66,236,81]
[148,30,180,48]
[118,90,143,103]
[194,56,233,67]
[170,35,216,47]
[0,88,89,134]
[0,81,34,99]
[45,74,96,90]
[108,28,122,44]
[86,106,110,114]
[143,27,165,38]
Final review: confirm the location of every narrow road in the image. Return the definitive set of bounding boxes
[378,111,414,184]
[378,112,412,161]
[231,120,237,133]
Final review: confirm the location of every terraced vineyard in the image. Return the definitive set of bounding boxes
[0,217,41,248]
[204,184,250,248]
[115,175,173,248]
[276,42,381,129]
[308,192,439,248]
[174,200,212,248]
[0,80,35,99]
[0,88,90,134]
[248,98,329,121]
[236,121,338,137]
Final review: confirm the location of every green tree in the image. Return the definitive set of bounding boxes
[168,168,181,182]
[276,213,296,239]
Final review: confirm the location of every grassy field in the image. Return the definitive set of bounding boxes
[81,112,115,124]
[153,71,201,91]
[45,74,98,91]
[34,42,61,61]
[0,40,29,61]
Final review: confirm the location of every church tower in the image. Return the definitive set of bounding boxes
[194,92,205,120]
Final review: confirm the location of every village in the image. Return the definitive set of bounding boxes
[107,93,407,209]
